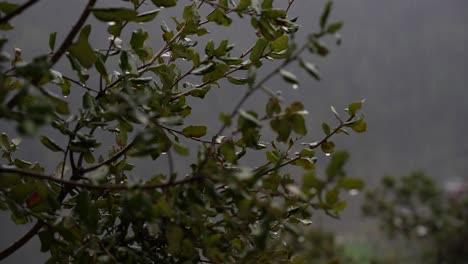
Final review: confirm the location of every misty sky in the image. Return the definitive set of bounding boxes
[1,0,467,262]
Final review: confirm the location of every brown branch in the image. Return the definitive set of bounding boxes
[81,139,137,173]
[0,166,205,191]
[50,0,97,66]
[63,75,98,93]
[0,0,40,25]
[0,221,43,261]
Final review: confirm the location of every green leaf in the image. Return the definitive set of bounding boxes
[92,8,138,22]
[321,141,335,154]
[74,192,99,232]
[94,55,109,84]
[192,62,215,75]
[261,8,286,19]
[291,114,307,135]
[0,2,20,14]
[266,97,281,117]
[227,76,249,85]
[60,78,71,96]
[239,110,261,126]
[0,133,10,151]
[207,8,232,26]
[300,149,315,158]
[202,62,229,82]
[292,158,315,170]
[270,34,288,52]
[350,118,367,133]
[326,150,349,180]
[327,21,343,34]
[266,151,279,163]
[49,32,57,51]
[326,187,339,205]
[68,25,96,68]
[250,38,268,63]
[322,122,331,136]
[173,142,189,156]
[332,200,347,211]
[130,28,148,51]
[299,59,320,80]
[235,0,251,11]
[303,172,325,190]
[40,136,64,152]
[151,0,177,7]
[280,69,298,84]
[220,140,236,163]
[167,225,183,254]
[14,158,32,169]
[119,51,138,75]
[339,177,364,190]
[347,101,362,116]
[84,165,109,184]
[261,0,273,9]
[270,118,291,142]
[182,126,207,138]
[134,9,160,23]
[320,1,332,30]
[0,173,21,188]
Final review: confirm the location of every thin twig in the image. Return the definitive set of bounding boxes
[0,221,43,261]
[0,166,206,191]
[254,115,355,175]
[62,75,98,93]
[81,139,138,173]
[98,24,187,98]
[50,0,97,66]
[0,0,40,25]
[157,123,216,145]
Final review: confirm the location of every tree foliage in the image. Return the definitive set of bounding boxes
[0,0,366,262]
[363,172,468,263]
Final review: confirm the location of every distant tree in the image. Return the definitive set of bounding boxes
[363,171,468,264]
[0,0,366,262]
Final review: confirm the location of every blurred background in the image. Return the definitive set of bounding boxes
[1,0,467,262]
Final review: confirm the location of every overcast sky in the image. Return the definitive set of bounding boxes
[1,0,467,262]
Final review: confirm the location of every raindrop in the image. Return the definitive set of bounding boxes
[161,51,172,58]
[107,22,116,26]
[215,135,226,144]
[325,153,331,157]
[298,236,305,242]
[348,189,360,196]
[161,152,167,155]
[292,84,299,89]
[416,225,428,237]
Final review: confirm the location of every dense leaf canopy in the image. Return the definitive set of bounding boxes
[0,0,366,263]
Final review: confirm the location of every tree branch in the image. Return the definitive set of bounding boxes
[98,24,187,98]
[0,166,205,191]
[0,221,43,261]
[81,139,137,173]
[50,0,97,66]
[0,0,40,25]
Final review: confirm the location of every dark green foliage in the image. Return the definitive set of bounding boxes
[363,172,468,263]
[0,0,367,262]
